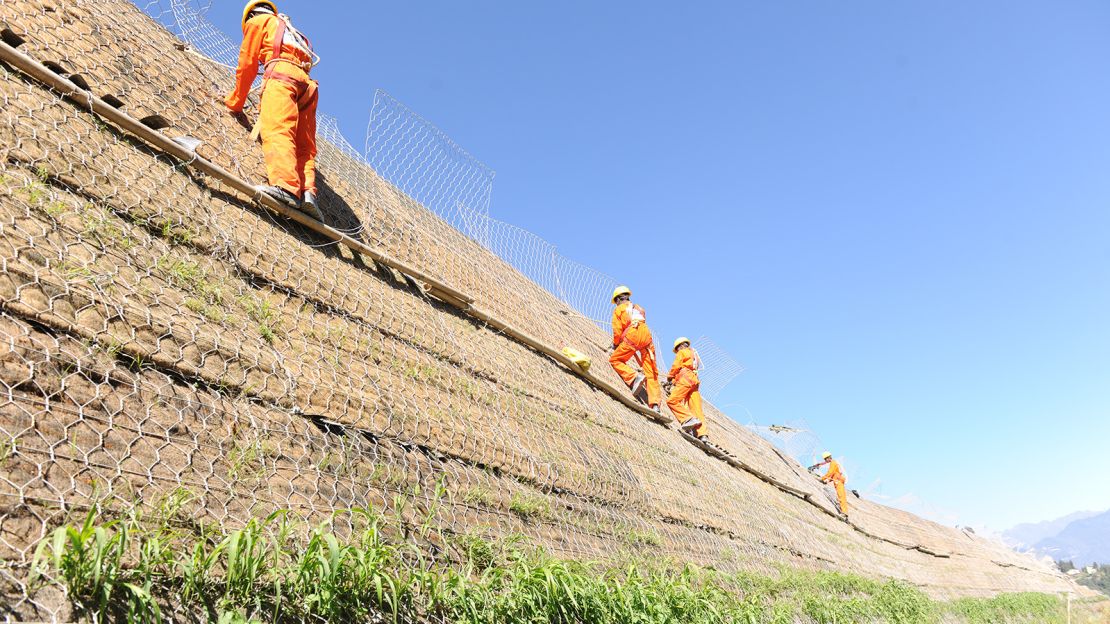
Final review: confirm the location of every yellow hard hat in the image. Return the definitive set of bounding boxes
[673,337,691,352]
[822,451,832,459]
[242,0,278,30]
[611,285,631,303]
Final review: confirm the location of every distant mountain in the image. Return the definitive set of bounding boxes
[1031,510,1110,567]
[1003,510,1102,549]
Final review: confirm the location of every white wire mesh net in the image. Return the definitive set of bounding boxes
[366,91,495,248]
[0,1,1075,621]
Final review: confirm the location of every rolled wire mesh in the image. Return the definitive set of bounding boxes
[0,1,1074,621]
[749,419,824,467]
[366,91,494,248]
[690,336,745,401]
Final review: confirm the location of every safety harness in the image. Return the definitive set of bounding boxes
[674,347,702,383]
[615,302,647,346]
[249,13,319,142]
[823,462,847,485]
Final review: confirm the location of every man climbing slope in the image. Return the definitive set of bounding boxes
[666,337,708,441]
[813,451,849,520]
[609,286,661,414]
[225,0,324,221]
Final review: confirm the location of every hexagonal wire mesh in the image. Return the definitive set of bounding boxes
[0,0,1074,621]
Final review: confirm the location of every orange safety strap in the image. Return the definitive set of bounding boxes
[676,353,701,382]
[249,17,316,142]
[616,303,647,345]
[262,17,313,81]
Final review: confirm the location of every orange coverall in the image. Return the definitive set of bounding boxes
[225,13,318,198]
[609,302,661,407]
[821,459,849,515]
[666,346,706,436]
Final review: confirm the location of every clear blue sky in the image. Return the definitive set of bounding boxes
[205,1,1110,530]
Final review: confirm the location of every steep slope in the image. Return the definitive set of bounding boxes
[0,1,1076,621]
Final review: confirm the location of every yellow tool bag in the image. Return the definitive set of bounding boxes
[561,347,592,372]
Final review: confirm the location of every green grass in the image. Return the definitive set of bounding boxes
[0,438,16,466]
[227,440,266,482]
[625,528,663,547]
[240,295,279,344]
[80,204,133,249]
[461,487,495,507]
[29,506,1074,624]
[947,592,1068,623]
[157,218,196,245]
[507,492,552,521]
[158,257,225,305]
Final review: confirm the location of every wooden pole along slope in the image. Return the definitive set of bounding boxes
[0,37,961,558]
[0,37,669,427]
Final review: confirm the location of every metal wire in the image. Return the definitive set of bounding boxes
[0,1,1075,621]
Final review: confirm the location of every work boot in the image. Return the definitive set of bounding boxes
[302,190,325,222]
[257,185,300,209]
[680,419,702,435]
[629,373,645,396]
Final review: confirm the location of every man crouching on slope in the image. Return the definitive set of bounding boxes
[608,286,662,415]
[225,0,324,221]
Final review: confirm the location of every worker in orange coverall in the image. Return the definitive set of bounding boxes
[608,286,661,413]
[225,0,323,221]
[666,337,707,440]
[814,451,849,519]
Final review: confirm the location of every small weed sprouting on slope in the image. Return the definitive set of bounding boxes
[29,505,1074,624]
[507,492,552,521]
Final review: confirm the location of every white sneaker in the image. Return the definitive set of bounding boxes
[681,419,702,434]
[629,373,645,395]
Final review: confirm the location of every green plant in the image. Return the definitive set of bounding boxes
[157,218,195,245]
[227,440,265,482]
[124,352,148,372]
[0,438,16,466]
[30,508,162,623]
[946,592,1065,624]
[59,260,95,284]
[26,186,46,204]
[625,528,662,547]
[508,492,552,521]
[97,339,125,360]
[159,256,202,286]
[158,256,233,324]
[240,295,279,344]
[29,505,1075,624]
[45,199,68,218]
[80,205,131,248]
[462,487,495,508]
[185,297,227,322]
[455,534,497,571]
